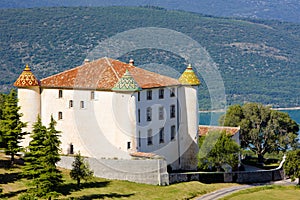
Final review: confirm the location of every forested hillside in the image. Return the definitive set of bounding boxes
[1,0,300,24]
[1,6,300,109]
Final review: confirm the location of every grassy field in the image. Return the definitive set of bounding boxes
[0,162,237,200]
[220,185,300,200]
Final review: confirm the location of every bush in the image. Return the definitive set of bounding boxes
[18,193,38,200]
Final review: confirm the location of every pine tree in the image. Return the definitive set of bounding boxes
[23,116,47,180]
[0,89,27,165]
[36,116,63,199]
[70,151,94,188]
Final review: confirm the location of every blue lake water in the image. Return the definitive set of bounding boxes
[199,109,300,126]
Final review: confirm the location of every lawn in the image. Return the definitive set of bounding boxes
[220,185,300,200]
[0,163,237,200]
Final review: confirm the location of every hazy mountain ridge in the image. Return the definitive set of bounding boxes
[0,0,300,23]
[1,6,300,109]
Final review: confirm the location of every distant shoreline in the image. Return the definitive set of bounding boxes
[199,106,300,113]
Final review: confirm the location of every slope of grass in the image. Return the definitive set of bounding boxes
[220,185,300,200]
[0,162,237,200]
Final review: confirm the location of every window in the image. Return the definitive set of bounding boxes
[147,90,152,100]
[138,92,140,101]
[138,109,141,123]
[159,106,164,120]
[146,107,152,121]
[80,101,85,109]
[147,129,153,145]
[58,90,63,98]
[159,128,164,143]
[138,131,141,147]
[58,111,63,120]
[68,143,74,154]
[69,100,73,108]
[170,88,175,97]
[159,89,164,99]
[171,125,176,141]
[170,105,176,118]
[127,142,131,149]
[91,91,95,100]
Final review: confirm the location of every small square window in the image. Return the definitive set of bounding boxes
[170,88,175,97]
[91,91,95,100]
[80,101,85,109]
[171,125,176,141]
[170,105,176,118]
[146,107,152,121]
[159,106,164,120]
[159,89,164,99]
[147,90,152,100]
[58,90,63,98]
[69,100,73,108]
[58,111,63,120]
[147,129,153,145]
[159,128,164,143]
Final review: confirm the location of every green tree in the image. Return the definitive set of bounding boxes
[284,149,300,185]
[37,116,63,199]
[24,116,63,199]
[198,131,240,172]
[23,116,47,180]
[70,151,94,188]
[220,102,299,163]
[0,89,27,165]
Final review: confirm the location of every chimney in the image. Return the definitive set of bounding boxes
[129,59,134,66]
[84,59,90,64]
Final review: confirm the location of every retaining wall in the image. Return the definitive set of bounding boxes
[58,156,169,185]
[169,168,284,184]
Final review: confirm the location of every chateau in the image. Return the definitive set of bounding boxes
[14,57,200,171]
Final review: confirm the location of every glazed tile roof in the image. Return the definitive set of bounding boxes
[112,69,142,92]
[178,64,200,86]
[198,125,240,137]
[41,57,180,90]
[14,64,40,87]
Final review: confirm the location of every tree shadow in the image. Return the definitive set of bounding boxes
[0,189,27,199]
[70,193,134,199]
[59,181,110,195]
[0,172,21,184]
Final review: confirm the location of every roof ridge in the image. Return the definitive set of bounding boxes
[104,57,120,80]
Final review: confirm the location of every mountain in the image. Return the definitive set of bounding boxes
[0,0,300,24]
[1,6,300,109]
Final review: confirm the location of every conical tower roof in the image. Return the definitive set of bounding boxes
[178,64,200,86]
[112,69,142,92]
[14,64,40,87]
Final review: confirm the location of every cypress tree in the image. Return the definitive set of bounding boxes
[0,89,27,165]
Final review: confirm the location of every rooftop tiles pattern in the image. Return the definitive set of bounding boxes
[14,64,40,87]
[112,69,142,92]
[178,64,200,86]
[198,125,240,136]
[41,57,180,90]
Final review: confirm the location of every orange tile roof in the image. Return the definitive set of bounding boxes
[14,64,40,87]
[198,125,240,137]
[41,57,180,90]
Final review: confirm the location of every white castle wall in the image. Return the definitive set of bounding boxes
[18,86,41,147]
[40,88,136,159]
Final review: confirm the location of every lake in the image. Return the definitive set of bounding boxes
[199,109,300,126]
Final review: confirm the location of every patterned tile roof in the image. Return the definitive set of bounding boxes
[112,69,142,92]
[14,64,40,87]
[41,57,180,90]
[178,64,200,86]
[198,125,240,137]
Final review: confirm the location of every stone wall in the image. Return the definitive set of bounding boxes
[58,156,169,185]
[169,168,284,184]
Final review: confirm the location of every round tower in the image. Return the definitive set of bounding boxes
[177,64,201,170]
[14,64,41,147]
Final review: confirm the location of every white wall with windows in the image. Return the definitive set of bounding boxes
[40,88,136,159]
